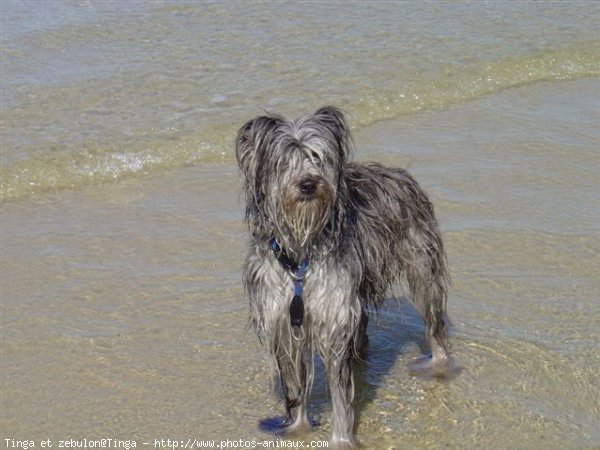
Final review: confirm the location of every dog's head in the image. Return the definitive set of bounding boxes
[236,106,353,253]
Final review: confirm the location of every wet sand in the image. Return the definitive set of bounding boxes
[2,80,599,449]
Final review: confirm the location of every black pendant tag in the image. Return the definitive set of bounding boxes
[289,294,304,327]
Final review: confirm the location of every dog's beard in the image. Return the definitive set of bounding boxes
[281,187,332,252]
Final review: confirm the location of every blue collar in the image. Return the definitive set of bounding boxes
[269,237,309,327]
[269,238,307,273]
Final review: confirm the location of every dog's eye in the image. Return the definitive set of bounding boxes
[306,150,321,163]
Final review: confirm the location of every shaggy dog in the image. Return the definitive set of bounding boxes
[236,106,452,449]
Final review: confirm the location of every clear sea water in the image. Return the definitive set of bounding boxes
[1,2,599,449]
[1,0,598,201]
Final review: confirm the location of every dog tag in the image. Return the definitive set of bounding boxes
[289,295,304,327]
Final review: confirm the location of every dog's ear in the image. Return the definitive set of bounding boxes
[313,106,353,162]
[235,115,281,182]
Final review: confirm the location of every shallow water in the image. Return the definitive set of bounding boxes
[3,79,599,449]
[2,2,600,449]
[1,1,599,201]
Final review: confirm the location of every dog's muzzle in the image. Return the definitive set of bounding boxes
[299,177,318,198]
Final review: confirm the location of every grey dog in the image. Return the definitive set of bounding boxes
[236,106,452,449]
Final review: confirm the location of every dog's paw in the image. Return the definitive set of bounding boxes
[259,416,316,435]
[409,353,461,380]
[329,437,359,450]
[259,417,292,435]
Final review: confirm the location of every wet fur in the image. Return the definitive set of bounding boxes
[236,106,451,449]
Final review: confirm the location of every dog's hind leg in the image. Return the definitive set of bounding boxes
[408,269,452,376]
[353,308,369,360]
[404,229,453,377]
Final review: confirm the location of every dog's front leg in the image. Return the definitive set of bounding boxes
[325,349,357,449]
[275,343,312,433]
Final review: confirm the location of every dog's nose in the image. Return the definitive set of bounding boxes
[299,178,317,196]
